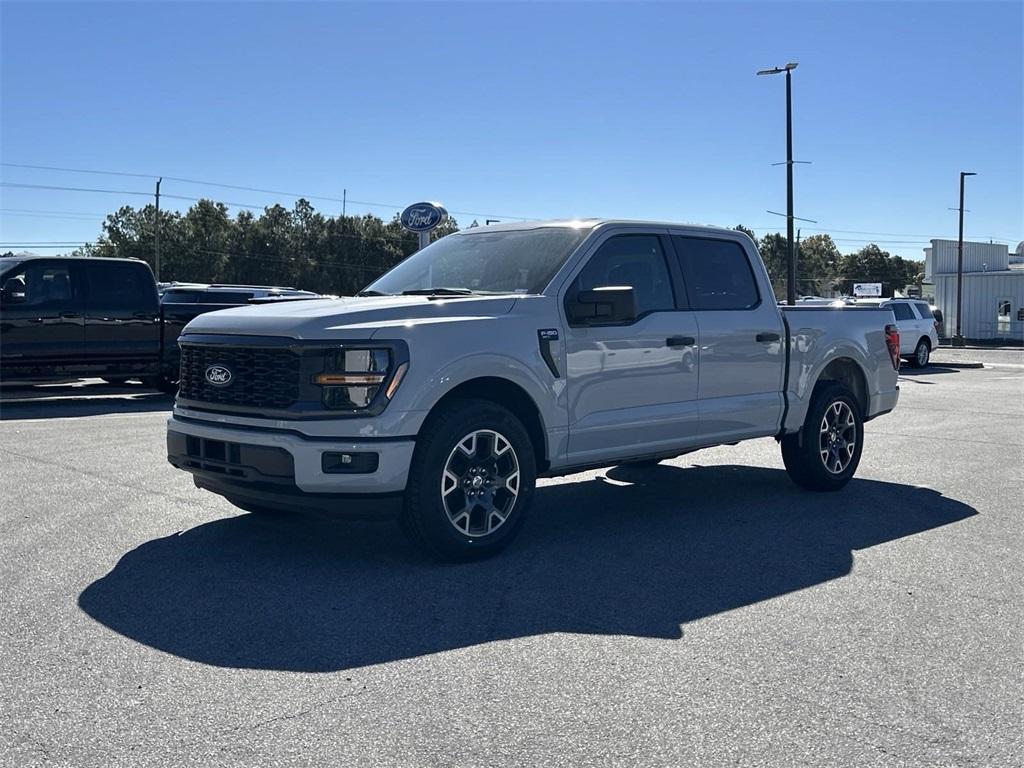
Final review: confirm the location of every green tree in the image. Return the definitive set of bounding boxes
[757,232,788,300]
[836,244,922,297]
[796,234,841,296]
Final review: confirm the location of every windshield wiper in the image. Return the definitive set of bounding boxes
[401,287,475,296]
[356,289,392,297]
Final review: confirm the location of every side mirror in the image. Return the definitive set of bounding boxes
[567,286,637,325]
[1,277,27,304]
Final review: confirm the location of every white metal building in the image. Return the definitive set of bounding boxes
[924,239,1024,342]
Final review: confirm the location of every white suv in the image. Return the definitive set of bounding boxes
[879,299,939,367]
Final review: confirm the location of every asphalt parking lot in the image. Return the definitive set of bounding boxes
[2,349,1022,768]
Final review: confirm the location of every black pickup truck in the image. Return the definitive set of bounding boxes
[0,255,320,390]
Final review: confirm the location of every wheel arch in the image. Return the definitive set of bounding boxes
[815,357,869,416]
[424,377,550,473]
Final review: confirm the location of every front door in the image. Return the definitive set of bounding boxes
[668,233,785,442]
[563,232,700,465]
[0,260,85,371]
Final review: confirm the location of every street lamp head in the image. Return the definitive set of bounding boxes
[757,62,799,76]
[962,171,977,177]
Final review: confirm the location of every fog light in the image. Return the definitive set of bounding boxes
[321,451,379,474]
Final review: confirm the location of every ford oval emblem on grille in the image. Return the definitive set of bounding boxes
[205,365,233,386]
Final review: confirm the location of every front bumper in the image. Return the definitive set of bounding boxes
[167,414,416,501]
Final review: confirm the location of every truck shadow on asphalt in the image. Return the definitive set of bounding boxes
[0,382,173,420]
[78,464,976,672]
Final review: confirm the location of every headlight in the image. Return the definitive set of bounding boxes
[314,347,407,410]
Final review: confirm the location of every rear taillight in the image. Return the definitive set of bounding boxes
[885,324,901,370]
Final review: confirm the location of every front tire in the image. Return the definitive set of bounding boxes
[781,382,864,492]
[401,399,536,561]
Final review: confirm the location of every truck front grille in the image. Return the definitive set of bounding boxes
[178,343,301,410]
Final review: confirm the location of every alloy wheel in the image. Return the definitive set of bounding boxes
[819,401,857,474]
[441,429,520,536]
[917,342,929,367]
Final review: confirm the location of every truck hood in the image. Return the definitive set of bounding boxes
[181,295,519,340]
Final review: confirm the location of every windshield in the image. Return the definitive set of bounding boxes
[365,226,591,296]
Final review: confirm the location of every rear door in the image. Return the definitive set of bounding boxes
[0,259,85,368]
[562,230,701,464]
[668,233,785,442]
[83,260,161,363]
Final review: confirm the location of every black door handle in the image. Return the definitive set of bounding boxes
[666,335,696,347]
[60,312,81,319]
[756,332,781,342]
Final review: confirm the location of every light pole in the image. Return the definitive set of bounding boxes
[154,177,162,282]
[953,171,976,347]
[757,62,799,305]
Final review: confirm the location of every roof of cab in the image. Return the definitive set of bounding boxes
[457,218,747,237]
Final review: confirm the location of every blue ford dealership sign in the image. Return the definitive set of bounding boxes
[400,202,448,233]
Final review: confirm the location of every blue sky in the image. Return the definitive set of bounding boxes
[1,1,1021,260]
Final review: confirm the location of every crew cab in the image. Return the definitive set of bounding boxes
[166,220,901,560]
[0,256,324,388]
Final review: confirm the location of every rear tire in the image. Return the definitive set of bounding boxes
[908,338,930,368]
[401,398,536,561]
[781,382,864,492]
[144,374,179,395]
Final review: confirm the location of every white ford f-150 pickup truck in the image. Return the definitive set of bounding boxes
[167,220,901,560]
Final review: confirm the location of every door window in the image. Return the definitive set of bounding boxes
[571,235,675,318]
[86,261,156,312]
[671,236,759,310]
[913,302,933,320]
[4,264,76,308]
[890,302,915,321]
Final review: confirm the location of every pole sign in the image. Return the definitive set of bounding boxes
[853,282,882,297]
[400,201,448,251]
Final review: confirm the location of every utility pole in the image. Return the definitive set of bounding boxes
[796,228,801,297]
[154,177,162,282]
[785,68,795,306]
[953,171,977,347]
[342,189,347,218]
[757,62,799,305]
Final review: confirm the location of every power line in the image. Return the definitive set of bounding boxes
[0,210,104,221]
[0,207,107,216]
[0,182,151,196]
[1,161,535,220]
[748,225,1015,243]
[1,162,155,179]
